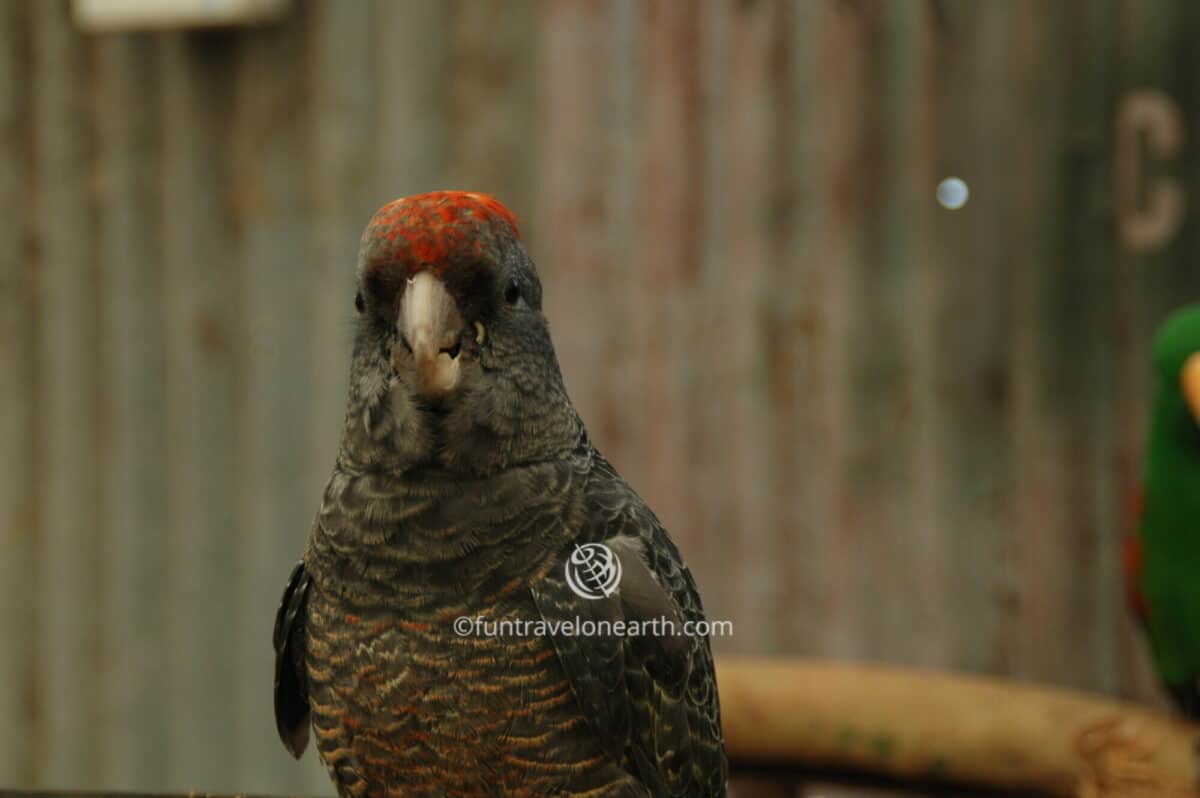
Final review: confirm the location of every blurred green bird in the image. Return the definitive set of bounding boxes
[1126,304,1200,717]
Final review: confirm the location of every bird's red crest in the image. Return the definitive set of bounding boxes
[360,191,520,278]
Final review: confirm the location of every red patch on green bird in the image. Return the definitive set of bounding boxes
[359,191,520,313]
[1123,534,1150,624]
[1119,485,1150,623]
[1129,485,1145,523]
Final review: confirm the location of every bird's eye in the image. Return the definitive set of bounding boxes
[354,292,364,313]
[505,278,521,306]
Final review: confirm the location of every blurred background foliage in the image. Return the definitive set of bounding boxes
[1,0,1200,794]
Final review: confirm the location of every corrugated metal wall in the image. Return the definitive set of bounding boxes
[1,0,1199,793]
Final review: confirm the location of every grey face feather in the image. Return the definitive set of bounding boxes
[337,237,581,478]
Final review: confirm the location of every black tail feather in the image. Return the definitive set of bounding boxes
[274,561,312,759]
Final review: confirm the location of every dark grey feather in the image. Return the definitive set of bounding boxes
[273,560,312,759]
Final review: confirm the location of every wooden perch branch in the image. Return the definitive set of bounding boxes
[717,657,1200,798]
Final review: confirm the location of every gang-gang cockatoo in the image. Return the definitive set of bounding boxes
[273,191,727,797]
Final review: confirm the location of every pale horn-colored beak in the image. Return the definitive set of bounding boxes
[1184,352,1200,425]
[400,271,464,397]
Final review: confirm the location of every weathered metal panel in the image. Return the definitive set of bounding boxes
[1,0,1198,793]
[31,0,104,785]
[158,29,243,791]
[94,31,170,788]
[229,10,317,789]
[0,0,36,786]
